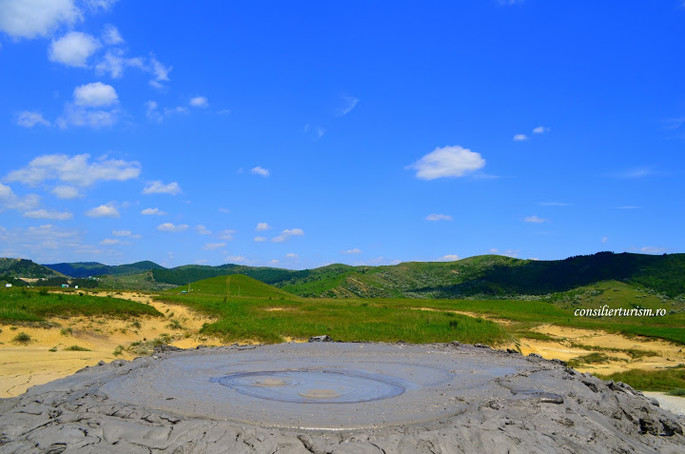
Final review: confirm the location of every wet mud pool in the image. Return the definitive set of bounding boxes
[0,342,683,453]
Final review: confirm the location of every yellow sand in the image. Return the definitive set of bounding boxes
[0,292,223,397]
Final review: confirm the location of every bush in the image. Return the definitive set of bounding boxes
[12,332,32,344]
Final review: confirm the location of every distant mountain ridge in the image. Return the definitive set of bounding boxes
[44,261,164,278]
[1,251,681,298]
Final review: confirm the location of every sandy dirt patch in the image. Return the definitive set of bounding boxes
[0,292,224,397]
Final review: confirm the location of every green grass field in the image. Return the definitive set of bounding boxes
[154,275,684,346]
[0,287,162,323]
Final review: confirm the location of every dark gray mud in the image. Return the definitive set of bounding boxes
[0,342,683,453]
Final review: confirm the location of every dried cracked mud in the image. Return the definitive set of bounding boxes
[0,342,683,453]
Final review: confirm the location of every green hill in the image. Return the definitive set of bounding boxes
[169,274,297,300]
[0,258,62,279]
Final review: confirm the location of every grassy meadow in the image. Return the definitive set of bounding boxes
[0,287,161,324]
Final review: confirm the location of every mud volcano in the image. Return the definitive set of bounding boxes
[1,343,683,453]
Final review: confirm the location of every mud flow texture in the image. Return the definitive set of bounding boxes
[101,343,516,430]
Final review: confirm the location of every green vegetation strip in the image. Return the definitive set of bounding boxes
[0,288,162,323]
[156,276,510,345]
[596,365,685,395]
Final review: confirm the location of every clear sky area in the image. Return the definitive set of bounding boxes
[1,1,683,269]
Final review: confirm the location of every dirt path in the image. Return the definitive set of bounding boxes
[0,292,222,397]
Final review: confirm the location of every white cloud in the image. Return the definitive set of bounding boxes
[86,203,119,218]
[532,126,549,134]
[640,246,667,254]
[436,254,459,262]
[523,215,547,223]
[0,0,80,39]
[142,180,182,195]
[272,228,304,243]
[57,103,119,128]
[338,95,359,116]
[342,248,362,254]
[409,145,485,180]
[203,242,226,250]
[111,229,140,239]
[23,209,73,220]
[251,166,270,177]
[52,185,81,199]
[84,0,118,11]
[6,153,140,188]
[218,229,236,240]
[157,222,188,232]
[285,253,298,259]
[0,183,40,211]
[101,24,122,45]
[0,224,98,262]
[16,111,50,128]
[73,82,118,107]
[256,222,271,231]
[602,236,608,244]
[253,236,267,242]
[616,205,640,210]
[271,259,279,264]
[513,134,528,142]
[218,207,230,213]
[426,213,452,222]
[196,225,212,235]
[100,238,123,245]
[149,56,171,87]
[189,96,208,108]
[225,255,246,263]
[141,207,165,216]
[95,49,145,78]
[49,31,100,67]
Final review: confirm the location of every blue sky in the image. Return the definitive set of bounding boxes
[1,0,684,269]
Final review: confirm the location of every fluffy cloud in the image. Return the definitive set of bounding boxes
[425,213,452,221]
[112,229,140,239]
[409,145,485,180]
[141,207,165,216]
[23,209,73,220]
[272,228,304,243]
[342,248,362,254]
[101,24,122,45]
[73,82,118,107]
[253,236,267,242]
[513,134,528,142]
[0,0,80,39]
[203,242,226,250]
[251,166,270,177]
[195,225,212,235]
[16,111,50,128]
[0,224,98,262]
[142,180,181,195]
[85,204,119,218]
[95,49,145,78]
[6,153,140,188]
[224,255,246,263]
[436,254,460,261]
[157,223,188,232]
[640,246,667,254]
[218,229,236,240]
[57,104,119,128]
[533,126,550,134]
[49,31,100,67]
[0,183,40,211]
[189,96,208,108]
[285,253,299,259]
[256,222,271,231]
[523,215,547,223]
[100,238,123,245]
[52,185,81,199]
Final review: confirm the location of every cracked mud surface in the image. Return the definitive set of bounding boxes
[0,342,683,453]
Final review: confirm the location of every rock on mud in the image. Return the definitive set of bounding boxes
[0,342,683,453]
